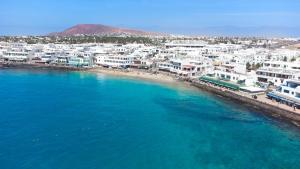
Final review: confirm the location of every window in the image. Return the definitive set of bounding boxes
[284,90,290,94]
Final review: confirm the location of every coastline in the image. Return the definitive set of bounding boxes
[191,82,300,127]
[0,63,179,84]
[0,63,86,71]
[1,63,300,127]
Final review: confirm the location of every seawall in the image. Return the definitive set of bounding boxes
[0,63,89,71]
[191,81,300,127]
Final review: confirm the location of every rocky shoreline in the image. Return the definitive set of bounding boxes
[191,81,300,127]
[0,63,88,71]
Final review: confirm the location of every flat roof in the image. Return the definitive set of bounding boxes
[240,86,266,92]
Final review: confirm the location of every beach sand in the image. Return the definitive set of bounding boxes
[87,67,204,92]
[87,68,196,90]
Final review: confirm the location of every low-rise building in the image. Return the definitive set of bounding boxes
[3,51,29,62]
[158,58,213,78]
[256,61,300,86]
[95,54,135,68]
[267,79,300,108]
[68,56,91,67]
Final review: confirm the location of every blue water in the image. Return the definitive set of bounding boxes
[1,69,300,169]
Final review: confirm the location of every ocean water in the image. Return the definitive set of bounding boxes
[1,69,300,169]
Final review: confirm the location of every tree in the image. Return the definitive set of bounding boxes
[246,62,251,70]
[255,63,261,70]
[262,43,267,48]
[252,63,256,70]
[291,57,296,62]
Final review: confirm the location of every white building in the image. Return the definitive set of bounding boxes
[267,79,300,108]
[214,63,257,87]
[158,58,213,78]
[95,54,135,68]
[279,80,300,99]
[256,61,300,86]
[3,51,29,62]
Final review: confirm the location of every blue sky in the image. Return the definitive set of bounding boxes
[1,0,300,36]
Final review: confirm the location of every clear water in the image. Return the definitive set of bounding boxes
[1,69,300,169]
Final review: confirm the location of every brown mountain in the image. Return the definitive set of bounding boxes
[49,24,160,36]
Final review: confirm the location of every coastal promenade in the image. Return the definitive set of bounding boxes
[257,95,300,114]
[191,81,300,126]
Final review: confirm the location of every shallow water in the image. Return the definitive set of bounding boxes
[1,69,300,169]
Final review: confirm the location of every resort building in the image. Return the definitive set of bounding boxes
[3,51,29,62]
[39,51,57,64]
[68,56,91,67]
[131,59,153,69]
[213,63,257,87]
[267,79,300,109]
[95,54,135,68]
[279,80,300,98]
[53,56,70,65]
[256,61,300,86]
[158,58,213,78]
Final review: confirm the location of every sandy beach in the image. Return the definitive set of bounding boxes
[88,68,179,84]
[87,67,203,92]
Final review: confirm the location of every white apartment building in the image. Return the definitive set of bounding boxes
[3,51,29,62]
[270,49,300,61]
[279,80,300,99]
[214,63,257,86]
[256,61,300,86]
[95,54,135,68]
[158,58,213,78]
[267,79,300,108]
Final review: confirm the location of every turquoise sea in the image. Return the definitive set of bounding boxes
[1,69,300,169]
